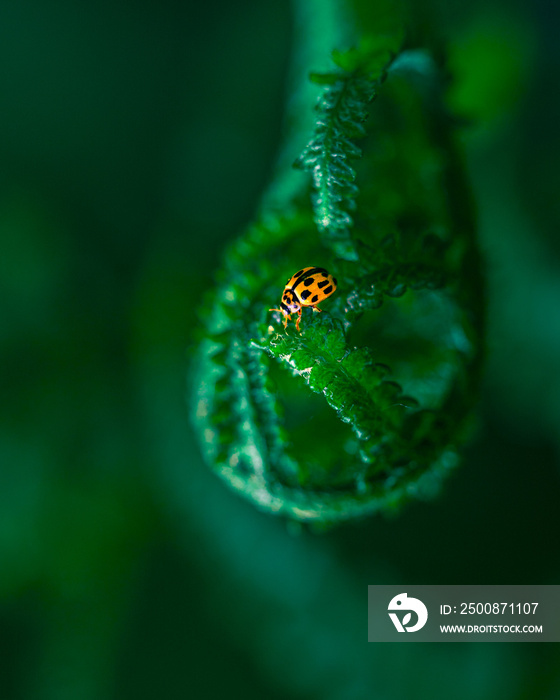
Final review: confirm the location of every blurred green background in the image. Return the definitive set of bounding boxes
[1,0,559,698]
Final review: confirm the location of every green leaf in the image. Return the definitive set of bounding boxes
[190,9,485,525]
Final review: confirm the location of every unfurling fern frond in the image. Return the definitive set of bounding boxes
[190,2,485,526]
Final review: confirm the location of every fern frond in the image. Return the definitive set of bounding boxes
[295,37,402,260]
[190,8,485,525]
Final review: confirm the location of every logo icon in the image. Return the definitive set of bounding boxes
[388,593,428,632]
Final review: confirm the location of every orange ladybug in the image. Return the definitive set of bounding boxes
[270,267,337,331]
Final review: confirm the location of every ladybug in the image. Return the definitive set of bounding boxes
[270,267,337,332]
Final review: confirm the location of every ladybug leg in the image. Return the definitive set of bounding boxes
[295,309,302,332]
[312,306,322,313]
[269,308,289,330]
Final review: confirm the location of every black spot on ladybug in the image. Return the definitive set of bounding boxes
[323,285,333,295]
[311,294,319,303]
[283,294,289,301]
[294,270,305,279]
[304,277,315,286]
[301,290,312,300]
[333,278,338,286]
[317,279,329,289]
[322,272,328,277]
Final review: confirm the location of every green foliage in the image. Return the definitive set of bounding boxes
[295,34,405,261]
[190,8,484,524]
